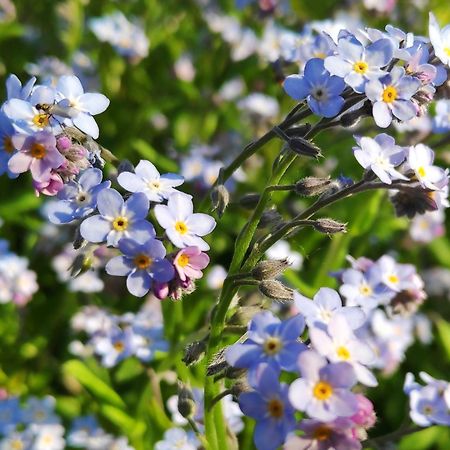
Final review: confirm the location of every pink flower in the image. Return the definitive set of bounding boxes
[350,394,376,429]
[173,246,209,281]
[9,131,65,181]
[33,172,64,196]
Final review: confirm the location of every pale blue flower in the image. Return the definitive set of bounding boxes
[284,58,345,118]
[117,160,184,203]
[105,237,174,297]
[154,192,216,251]
[80,188,154,247]
[155,428,199,450]
[47,168,111,224]
[324,35,394,93]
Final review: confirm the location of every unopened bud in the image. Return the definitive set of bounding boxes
[73,226,86,250]
[182,341,206,366]
[69,253,93,277]
[218,367,247,382]
[211,184,230,218]
[390,188,437,218]
[251,259,291,281]
[206,349,230,376]
[313,218,347,234]
[259,208,283,229]
[230,379,252,397]
[285,124,312,137]
[228,306,265,326]
[258,280,294,302]
[295,177,333,197]
[177,383,196,419]
[117,159,135,174]
[239,193,261,209]
[288,137,322,158]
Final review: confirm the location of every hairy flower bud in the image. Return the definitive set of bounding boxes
[259,208,283,229]
[182,340,206,366]
[390,188,437,218]
[313,218,347,234]
[340,101,372,127]
[285,123,312,137]
[258,280,294,302]
[211,184,230,218]
[227,306,265,326]
[251,259,291,281]
[294,177,333,197]
[177,383,196,419]
[206,349,230,376]
[288,137,322,158]
[239,193,261,209]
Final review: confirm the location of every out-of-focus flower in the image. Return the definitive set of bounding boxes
[155,428,199,450]
[429,12,450,67]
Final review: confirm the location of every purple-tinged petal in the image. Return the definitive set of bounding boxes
[127,270,152,297]
[105,256,134,276]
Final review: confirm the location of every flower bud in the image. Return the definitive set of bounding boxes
[258,280,294,302]
[313,218,347,234]
[251,259,291,281]
[294,177,333,197]
[73,226,86,250]
[211,184,230,218]
[206,349,230,376]
[182,340,206,366]
[340,101,372,127]
[285,124,312,137]
[56,135,72,151]
[230,379,252,396]
[177,383,196,419]
[259,208,283,229]
[288,137,322,158]
[239,193,261,209]
[69,252,93,277]
[227,306,265,326]
[117,159,135,175]
[390,188,437,218]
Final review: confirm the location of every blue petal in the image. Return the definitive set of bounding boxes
[283,75,310,100]
[80,215,111,243]
[126,270,151,297]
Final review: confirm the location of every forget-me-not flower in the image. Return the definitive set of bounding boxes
[47,168,111,224]
[154,192,216,251]
[80,188,154,247]
[284,58,345,118]
[117,160,184,203]
[105,237,174,297]
[365,66,420,128]
[429,12,450,67]
[325,35,394,93]
[289,350,358,422]
[239,364,296,450]
[353,133,408,184]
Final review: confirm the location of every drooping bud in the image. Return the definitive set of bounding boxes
[258,280,294,302]
[177,383,196,419]
[251,259,291,281]
[294,177,333,197]
[288,137,322,158]
[206,349,230,376]
[117,159,135,175]
[285,123,312,137]
[211,184,230,218]
[313,218,347,234]
[340,101,372,128]
[239,193,261,209]
[182,340,206,366]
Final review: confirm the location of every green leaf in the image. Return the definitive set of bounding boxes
[399,426,449,450]
[62,360,125,409]
[132,139,178,173]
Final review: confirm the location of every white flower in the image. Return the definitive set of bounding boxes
[429,12,450,66]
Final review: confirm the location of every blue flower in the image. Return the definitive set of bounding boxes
[0,112,18,179]
[105,237,174,297]
[324,35,394,93]
[155,428,199,450]
[47,168,111,224]
[365,66,421,128]
[238,364,296,450]
[80,188,155,247]
[117,160,184,203]
[93,326,135,368]
[225,311,306,376]
[5,74,36,100]
[283,58,345,118]
[0,397,23,435]
[133,322,169,361]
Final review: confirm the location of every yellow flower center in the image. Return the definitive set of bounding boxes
[359,284,372,296]
[388,274,399,284]
[313,425,332,441]
[30,143,46,159]
[32,113,49,128]
[382,85,398,103]
[148,180,161,190]
[177,254,190,267]
[336,346,351,360]
[175,221,188,235]
[263,337,283,355]
[113,341,125,352]
[314,51,326,59]
[444,47,450,57]
[353,61,368,74]
[423,405,434,415]
[417,166,426,178]
[11,440,24,450]
[267,398,284,418]
[3,136,14,153]
[133,254,152,270]
[34,410,46,421]
[112,216,129,231]
[313,381,333,400]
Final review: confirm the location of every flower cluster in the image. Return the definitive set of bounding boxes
[224,249,433,450]
[0,395,132,449]
[70,301,167,368]
[0,239,37,306]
